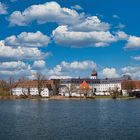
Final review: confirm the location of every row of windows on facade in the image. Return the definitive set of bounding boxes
[60,81,122,84]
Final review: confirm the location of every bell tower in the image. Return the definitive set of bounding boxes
[91,68,97,79]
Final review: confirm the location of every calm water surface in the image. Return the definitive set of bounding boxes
[0,99,140,140]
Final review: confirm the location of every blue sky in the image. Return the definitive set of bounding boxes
[0,0,140,79]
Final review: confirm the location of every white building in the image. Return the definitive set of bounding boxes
[59,69,130,96]
[12,80,53,97]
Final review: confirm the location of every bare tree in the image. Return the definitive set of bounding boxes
[35,73,46,96]
[0,80,10,96]
[15,77,30,97]
[8,77,15,95]
[21,86,30,97]
[110,86,119,99]
[65,84,78,97]
[51,79,60,95]
[122,81,136,96]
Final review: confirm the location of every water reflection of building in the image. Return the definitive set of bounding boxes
[59,69,132,96]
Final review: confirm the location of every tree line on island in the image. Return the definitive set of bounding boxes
[0,73,47,98]
[0,73,138,99]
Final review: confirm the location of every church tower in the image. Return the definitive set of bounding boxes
[91,68,97,79]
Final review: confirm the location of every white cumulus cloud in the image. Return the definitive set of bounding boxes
[71,5,83,10]
[9,1,83,26]
[61,60,96,70]
[122,66,140,79]
[49,75,71,79]
[47,60,96,79]
[115,23,125,30]
[33,60,46,69]
[0,2,7,15]
[112,14,120,19]
[5,31,50,47]
[0,41,49,60]
[116,31,128,40]
[0,69,32,79]
[0,61,28,70]
[132,55,140,61]
[69,16,110,32]
[52,25,116,47]
[102,67,119,78]
[125,36,140,50]
[0,61,32,79]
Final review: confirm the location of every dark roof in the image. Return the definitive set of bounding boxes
[91,69,97,76]
[60,77,129,84]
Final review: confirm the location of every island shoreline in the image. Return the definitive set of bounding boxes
[0,95,137,100]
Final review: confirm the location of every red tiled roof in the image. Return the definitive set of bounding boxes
[80,81,90,90]
[121,80,140,89]
[12,80,54,88]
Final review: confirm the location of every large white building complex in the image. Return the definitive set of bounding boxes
[59,69,133,96]
[11,69,140,97]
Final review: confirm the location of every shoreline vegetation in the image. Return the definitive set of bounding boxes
[0,95,137,100]
[0,80,137,100]
[0,74,138,100]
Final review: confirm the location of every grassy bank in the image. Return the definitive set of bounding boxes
[49,95,137,100]
[94,95,136,100]
[0,95,46,100]
[0,95,137,100]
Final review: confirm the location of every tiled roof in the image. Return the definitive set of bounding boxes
[12,80,54,88]
[80,80,91,90]
[121,80,140,89]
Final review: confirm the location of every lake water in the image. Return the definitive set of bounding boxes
[0,99,140,140]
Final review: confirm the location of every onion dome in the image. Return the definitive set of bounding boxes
[91,68,97,76]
